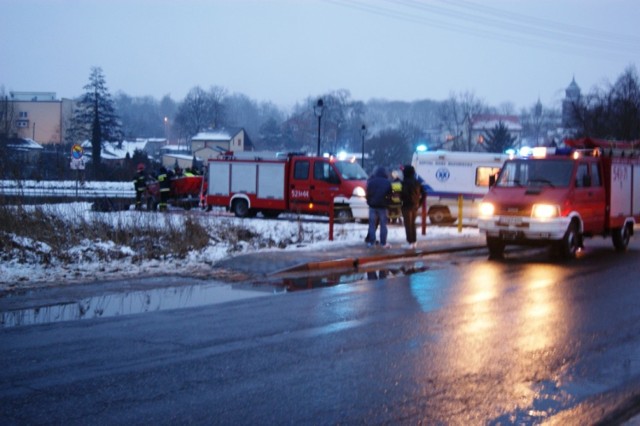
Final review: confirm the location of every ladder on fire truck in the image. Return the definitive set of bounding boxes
[565,137,640,157]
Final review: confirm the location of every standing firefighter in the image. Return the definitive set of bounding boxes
[133,163,147,211]
[389,170,403,223]
[157,167,171,212]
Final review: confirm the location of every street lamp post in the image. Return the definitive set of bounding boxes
[314,98,324,156]
[360,124,367,167]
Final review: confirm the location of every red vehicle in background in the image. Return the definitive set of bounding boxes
[205,151,369,221]
[146,172,206,211]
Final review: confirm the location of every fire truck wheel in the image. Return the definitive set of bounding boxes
[335,208,353,223]
[612,224,631,251]
[232,199,249,218]
[557,221,580,260]
[486,237,505,259]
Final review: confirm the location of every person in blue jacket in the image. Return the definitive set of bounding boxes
[365,166,393,248]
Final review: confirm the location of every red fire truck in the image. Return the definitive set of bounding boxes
[205,152,369,221]
[478,138,640,259]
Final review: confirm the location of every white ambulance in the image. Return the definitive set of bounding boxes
[411,150,509,224]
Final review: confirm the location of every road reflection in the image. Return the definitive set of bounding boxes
[405,259,575,423]
[1,282,272,328]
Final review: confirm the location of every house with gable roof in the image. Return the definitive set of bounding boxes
[2,137,44,178]
[190,127,253,162]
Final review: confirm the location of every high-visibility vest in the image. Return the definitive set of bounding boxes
[158,174,171,192]
[391,181,402,204]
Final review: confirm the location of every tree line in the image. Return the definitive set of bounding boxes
[2,65,639,181]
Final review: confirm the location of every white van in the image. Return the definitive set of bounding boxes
[411,150,509,224]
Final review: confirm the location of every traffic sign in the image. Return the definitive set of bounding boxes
[71,144,84,160]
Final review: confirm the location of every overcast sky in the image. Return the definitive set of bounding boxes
[2,0,639,112]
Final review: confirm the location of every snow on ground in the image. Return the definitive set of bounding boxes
[1,181,480,292]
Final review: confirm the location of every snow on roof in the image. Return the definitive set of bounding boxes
[192,128,241,141]
[80,140,150,159]
[7,138,44,150]
[472,114,522,131]
[164,153,199,161]
[161,144,190,152]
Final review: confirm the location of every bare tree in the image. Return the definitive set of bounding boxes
[175,86,227,139]
[286,90,360,155]
[367,128,414,172]
[439,91,487,151]
[610,66,640,140]
[520,100,559,146]
[114,93,166,139]
[571,66,640,140]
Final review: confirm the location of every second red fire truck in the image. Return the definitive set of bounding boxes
[478,138,640,259]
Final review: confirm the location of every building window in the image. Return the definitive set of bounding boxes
[18,111,28,118]
[16,119,29,128]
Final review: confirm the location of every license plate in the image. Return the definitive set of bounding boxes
[500,230,520,240]
[498,216,522,226]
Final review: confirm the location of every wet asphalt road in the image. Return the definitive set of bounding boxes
[1,238,640,424]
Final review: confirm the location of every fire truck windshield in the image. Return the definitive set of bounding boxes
[496,159,574,188]
[334,161,368,180]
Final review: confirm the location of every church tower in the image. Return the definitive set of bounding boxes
[562,77,581,129]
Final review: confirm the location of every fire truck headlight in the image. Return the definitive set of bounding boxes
[531,204,559,219]
[353,186,366,197]
[479,202,495,218]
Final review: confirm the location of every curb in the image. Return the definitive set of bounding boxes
[270,243,486,276]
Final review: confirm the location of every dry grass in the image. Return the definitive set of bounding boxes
[0,203,214,262]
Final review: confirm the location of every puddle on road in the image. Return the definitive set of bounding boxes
[275,260,430,291]
[1,282,277,329]
[1,260,431,328]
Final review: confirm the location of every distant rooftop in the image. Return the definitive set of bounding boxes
[10,91,57,101]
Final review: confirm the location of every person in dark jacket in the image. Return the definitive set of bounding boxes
[365,166,392,248]
[400,165,426,249]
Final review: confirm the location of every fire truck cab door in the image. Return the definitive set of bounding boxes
[288,158,340,214]
[289,159,313,212]
[311,159,341,213]
[573,160,606,233]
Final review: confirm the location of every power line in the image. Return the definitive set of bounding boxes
[322,0,639,58]
[394,0,639,52]
[441,0,640,46]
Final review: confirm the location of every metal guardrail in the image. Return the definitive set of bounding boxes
[0,180,135,199]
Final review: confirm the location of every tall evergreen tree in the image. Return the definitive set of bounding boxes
[482,121,516,153]
[69,67,122,177]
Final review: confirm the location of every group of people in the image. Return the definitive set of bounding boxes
[133,163,172,211]
[365,165,426,249]
[132,163,203,211]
